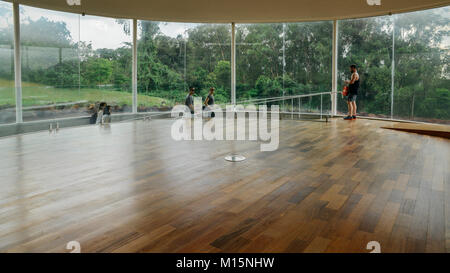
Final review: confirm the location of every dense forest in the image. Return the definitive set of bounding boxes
[0,6,448,122]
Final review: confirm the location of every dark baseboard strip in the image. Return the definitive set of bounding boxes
[381,127,450,139]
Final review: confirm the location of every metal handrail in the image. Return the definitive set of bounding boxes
[236,91,332,104]
[234,91,333,121]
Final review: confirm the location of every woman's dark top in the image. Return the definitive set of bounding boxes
[89,113,97,124]
[104,106,111,115]
[206,94,214,106]
[185,94,193,107]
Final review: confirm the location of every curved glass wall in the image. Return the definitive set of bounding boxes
[0,3,448,125]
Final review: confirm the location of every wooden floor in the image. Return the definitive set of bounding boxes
[0,118,449,253]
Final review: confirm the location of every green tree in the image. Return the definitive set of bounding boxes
[214,60,230,91]
[83,58,113,86]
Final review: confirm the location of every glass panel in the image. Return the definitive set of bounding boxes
[393,7,450,124]
[19,5,132,122]
[137,22,231,112]
[0,2,15,124]
[285,21,333,113]
[337,16,393,118]
[80,15,132,114]
[20,5,80,122]
[236,23,283,103]
[236,22,332,113]
[185,23,231,106]
[285,22,333,94]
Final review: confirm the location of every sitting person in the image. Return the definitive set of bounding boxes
[96,102,107,124]
[102,105,112,124]
[185,87,195,114]
[89,104,98,124]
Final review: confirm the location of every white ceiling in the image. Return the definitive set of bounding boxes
[5,0,450,23]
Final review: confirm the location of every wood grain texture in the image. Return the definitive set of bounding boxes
[0,118,448,253]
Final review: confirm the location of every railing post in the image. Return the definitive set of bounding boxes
[320,94,323,120]
[331,20,338,117]
[391,16,395,120]
[13,3,22,123]
[231,22,236,106]
[299,97,301,118]
[291,98,293,119]
[132,18,138,114]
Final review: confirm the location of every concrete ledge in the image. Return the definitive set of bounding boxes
[0,110,332,138]
[0,112,171,138]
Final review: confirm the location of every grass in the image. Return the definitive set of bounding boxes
[0,79,168,108]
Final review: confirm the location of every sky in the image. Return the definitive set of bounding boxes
[0,2,193,49]
[23,5,132,49]
[22,5,201,49]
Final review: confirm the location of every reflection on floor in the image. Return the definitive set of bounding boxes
[0,118,448,253]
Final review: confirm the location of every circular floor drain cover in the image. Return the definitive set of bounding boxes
[224,155,246,162]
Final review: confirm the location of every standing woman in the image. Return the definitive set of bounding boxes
[203,87,215,118]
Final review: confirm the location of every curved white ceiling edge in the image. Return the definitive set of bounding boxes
[4,0,450,23]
